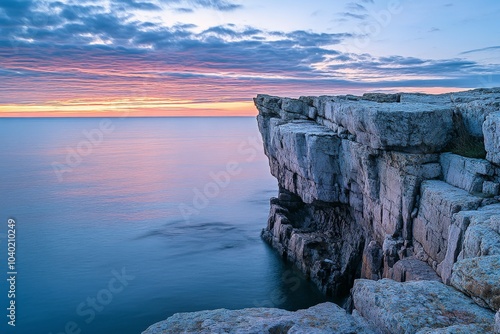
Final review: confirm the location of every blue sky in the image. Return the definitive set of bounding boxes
[1,0,499,116]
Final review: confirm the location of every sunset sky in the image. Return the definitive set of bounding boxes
[1,0,499,116]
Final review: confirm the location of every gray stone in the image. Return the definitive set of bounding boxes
[322,100,453,152]
[252,89,500,334]
[262,194,366,296]
[459,204,500,259]
[483,181,500,196]
[390,257,441,282]
[399,92,453,105]
[362,93,400,103]
[143,88,500,334]
[413,180,482,265]
[440,153,491,194]
[451,255,500,311]
[265,119,341,204]
[142,302,377,334]
[436,224,462,285]
[454,99,500,137]
[352,279,496,334]
[484,112,500,165]
[399,88,500,136]
[361,241,383,280]
[496,310,500,333]
[416,324,495,333]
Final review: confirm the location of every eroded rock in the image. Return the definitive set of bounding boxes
[451,255,500,311]
[142,302,377,334]
[390,257,441,282]
[440,153,493,194]
[413,180,482,266]
[484,112,500,165]
[352,279,495,334]
[461,209,500,260]
[495,310,500,333]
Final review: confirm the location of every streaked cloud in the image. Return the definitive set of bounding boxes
[460,46,500,55]
[1,0,499,116]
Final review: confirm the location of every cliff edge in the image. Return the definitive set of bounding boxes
[144,88,500,333]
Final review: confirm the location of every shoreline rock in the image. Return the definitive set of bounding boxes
[144,88,500,333]
[142,302,378,334]
[352,279,495,334]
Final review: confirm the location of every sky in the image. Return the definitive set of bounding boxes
[0,0,499,116]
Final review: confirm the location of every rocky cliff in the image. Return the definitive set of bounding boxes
[143,88,500,333]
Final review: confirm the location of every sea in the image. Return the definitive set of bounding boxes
[0,117,327,334]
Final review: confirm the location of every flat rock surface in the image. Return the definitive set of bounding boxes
[352,279,495,334]
[496,310,500,333]
[451,255,500,311]
[142,302,377,334]
[415,324,494,333]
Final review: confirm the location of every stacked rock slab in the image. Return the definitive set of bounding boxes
[255,89,500,312]
[143,89,500,334]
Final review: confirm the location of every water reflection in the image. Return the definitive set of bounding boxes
[0,118,328,334]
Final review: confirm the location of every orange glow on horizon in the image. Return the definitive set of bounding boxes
[0,99,257,117]
[0,87,473,117]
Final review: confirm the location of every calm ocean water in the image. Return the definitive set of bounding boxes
[0,117,327,334]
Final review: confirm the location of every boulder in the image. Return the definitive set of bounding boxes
[352,279,495,334]
[142,302,377,334]
[322,100,453,152]
[451,255,500,311]
[416,324,495,333]
[459,204,500,259]
[390,257,441,282]
[440,153,493,194]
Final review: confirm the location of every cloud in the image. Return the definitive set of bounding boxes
[339,12,368,20]
[460,45,500,55]
[173,7,194,13]
[188,0,242,11]
[0,0,499,110]
[336,1,374,22]
[113,0,162,11]
[346,2,368,12]
[0,0,33,19]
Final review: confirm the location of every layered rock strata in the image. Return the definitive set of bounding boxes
[144,88,500,334]
[255,88,500,305]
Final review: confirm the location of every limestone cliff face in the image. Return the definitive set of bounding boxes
[255,88,500,304]
[143,89,500,334]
